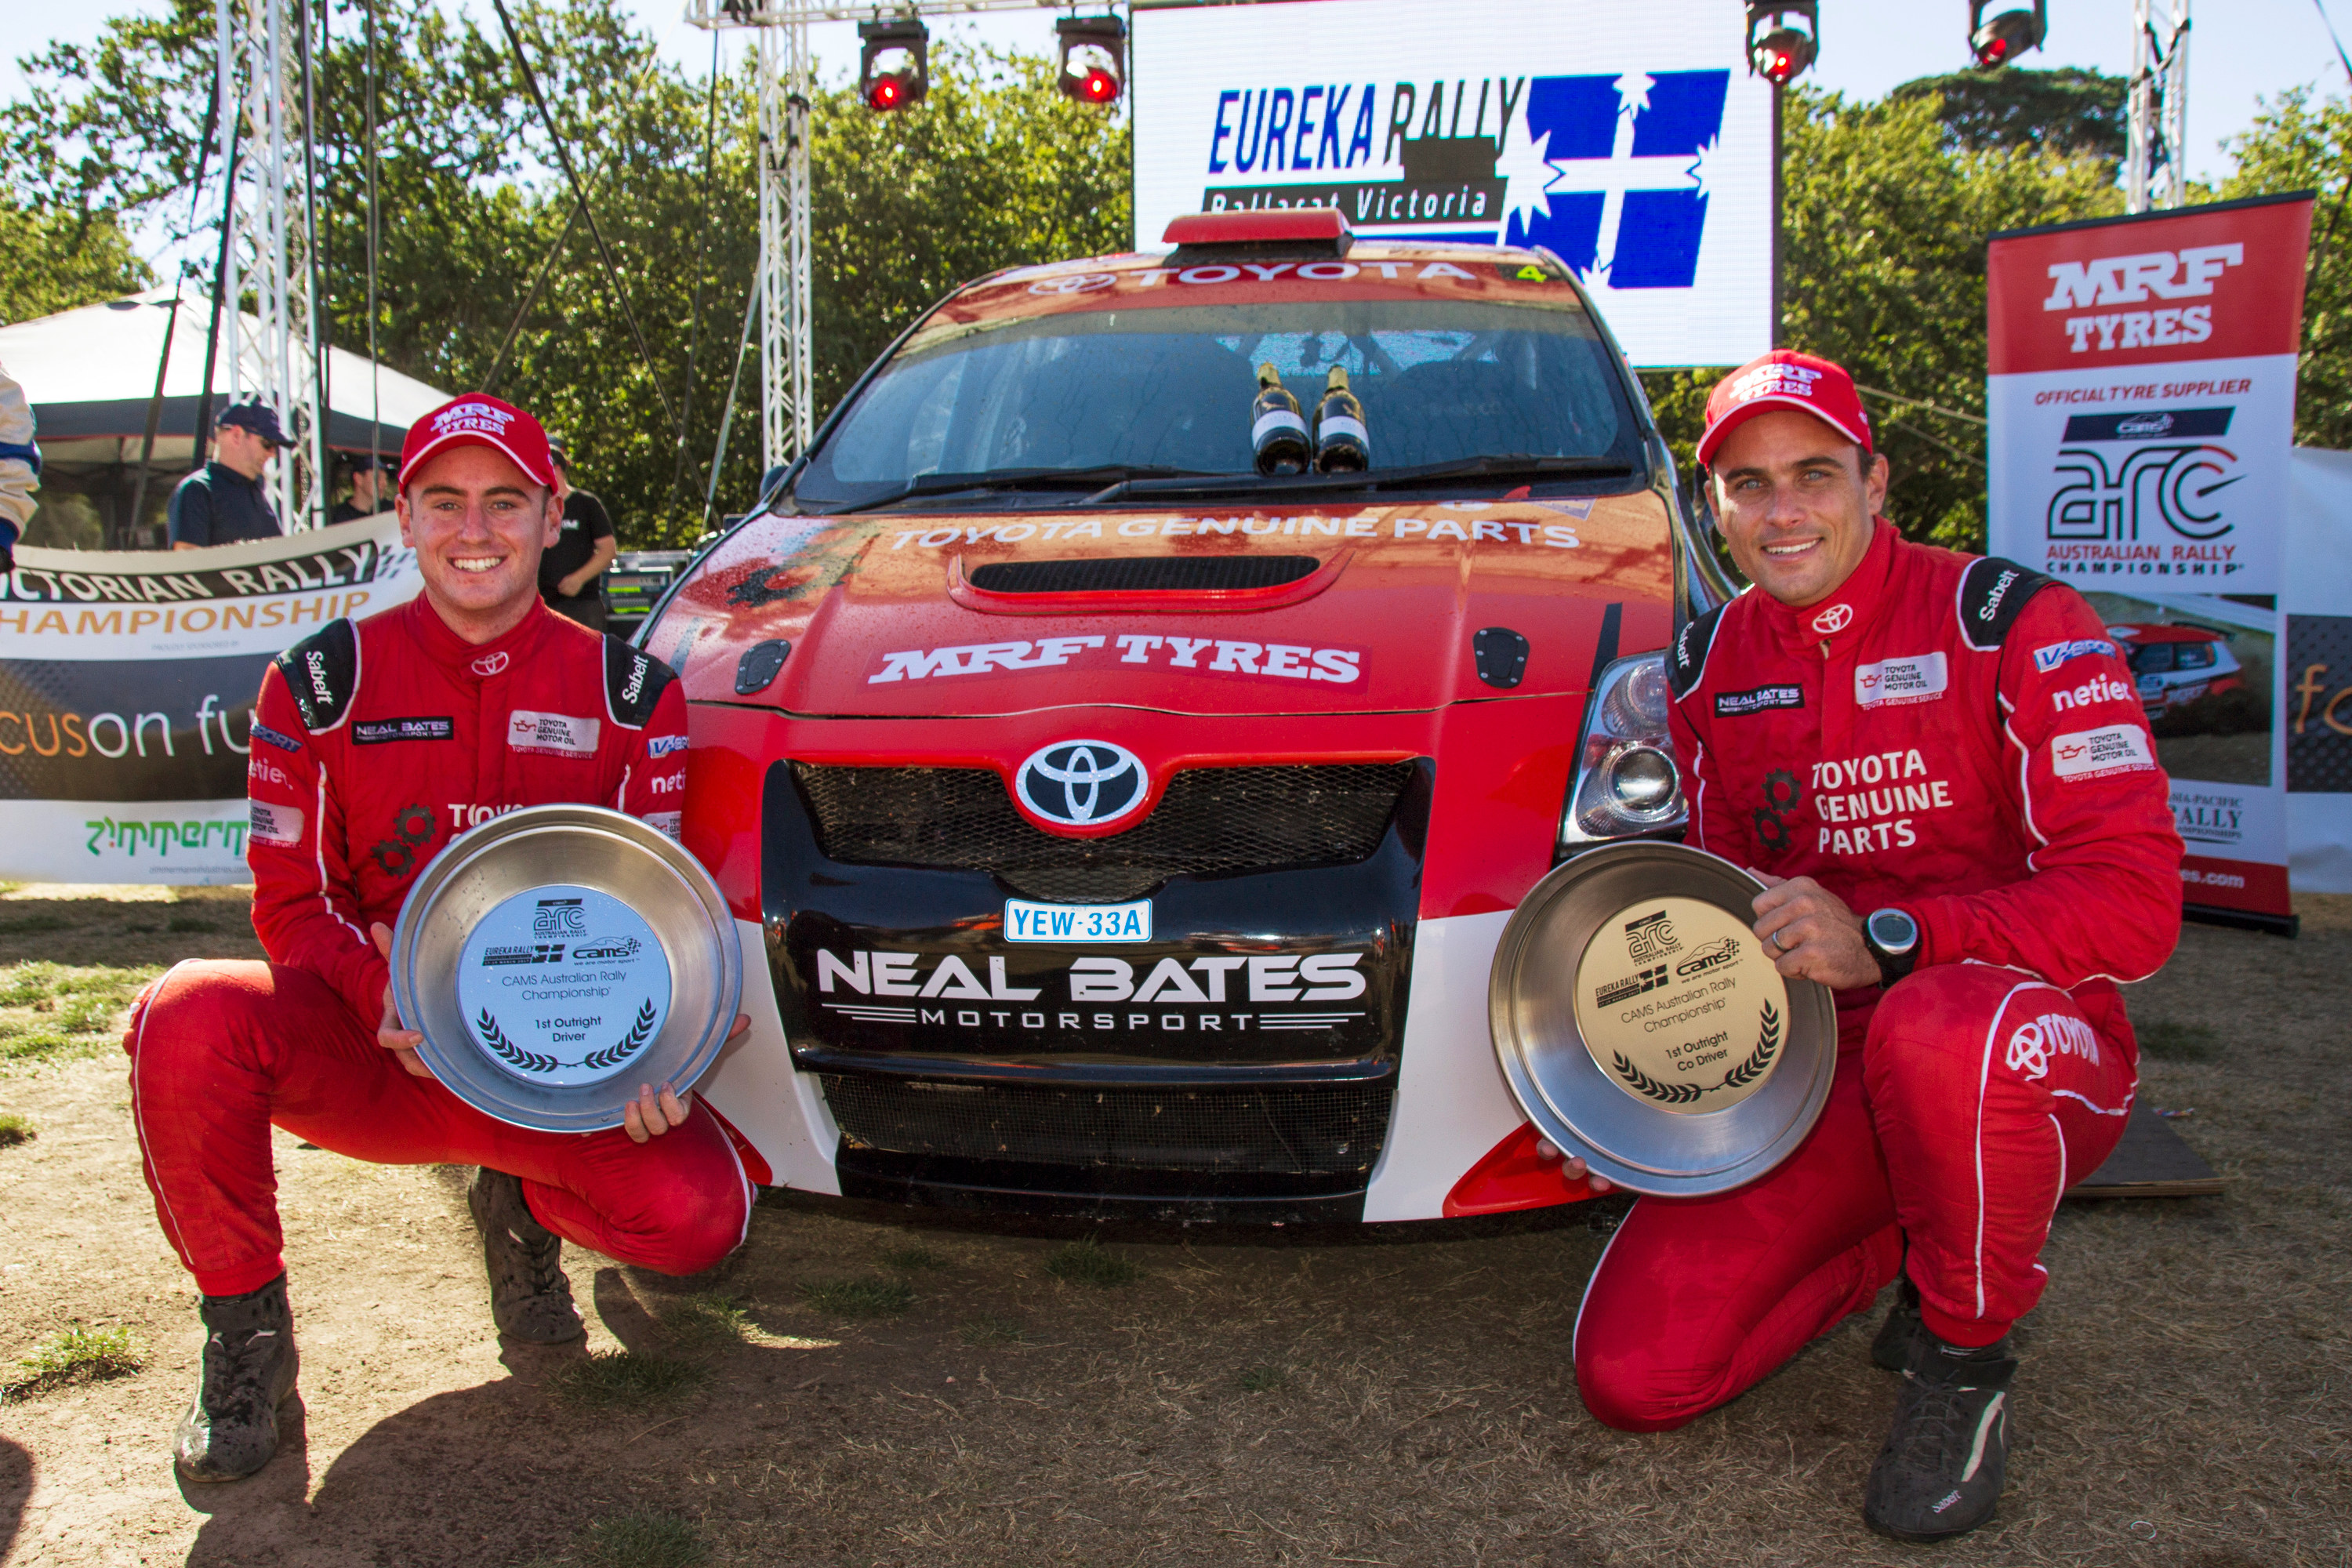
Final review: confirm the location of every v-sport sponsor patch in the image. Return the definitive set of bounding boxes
[248,799,303,848]
[1716,683,1803,717]
[249,720,303,754]
[1855,653,1948,708]
[354,715,453,746]
[2033,637,2118,673]
[647,734,688,757]
[2051,723,2155,780]
[507,710,599,757]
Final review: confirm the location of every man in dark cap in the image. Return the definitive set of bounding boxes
[539,439,617,631]
[169,401,291,549]
[329,452,394,525]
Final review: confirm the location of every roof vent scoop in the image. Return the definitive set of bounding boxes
[1160,207,1355,263]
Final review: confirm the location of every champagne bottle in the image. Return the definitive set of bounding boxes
[1250,363,1310,476]
[1312,365,1370,474]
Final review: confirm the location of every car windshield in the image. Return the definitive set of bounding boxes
[2127,643,2176,674]
[793,296,1642,507]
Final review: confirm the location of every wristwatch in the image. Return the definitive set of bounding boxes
[1864,907,1920,989]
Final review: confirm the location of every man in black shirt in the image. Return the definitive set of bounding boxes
[169,401,290,550]
[328,452,394,525]
[539,441,617,631]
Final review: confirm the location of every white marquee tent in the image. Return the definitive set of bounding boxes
[0,286,451,548]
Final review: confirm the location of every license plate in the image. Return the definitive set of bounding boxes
[1003,897,1152,944]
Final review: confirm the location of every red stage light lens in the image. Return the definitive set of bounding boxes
[867,77,902,110]
[1081,69,1118,102]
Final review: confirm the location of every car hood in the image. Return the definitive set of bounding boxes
[646,494,1675,717]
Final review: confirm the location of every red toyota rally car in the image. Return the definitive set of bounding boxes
[644,213,1731,1224]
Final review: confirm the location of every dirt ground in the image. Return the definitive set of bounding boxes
[1,884,2346,1568]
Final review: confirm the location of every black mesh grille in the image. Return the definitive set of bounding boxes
[822,1076,1393,1177]
[793,761,1413,902]
[967,555,1319,594]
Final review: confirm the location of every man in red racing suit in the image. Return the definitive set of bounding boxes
[1563,351,2182,1541]
[124,394,751,1484]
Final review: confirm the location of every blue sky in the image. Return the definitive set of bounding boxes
[4,0,2346,274]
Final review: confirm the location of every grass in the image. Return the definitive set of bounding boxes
[5,1323,143,1398]
[656,1292,757,1349]
[1044,1235,1140,1288]
[546,1350,707,1410]
[578,1512,706,1568]
[797,1277,914,1319]
[1237,1365,1289,1393]
[2139,1018,2224,1062]
[0,963,157,1065]
[0,1112,31,1146]
[957,1313,1024,1347]
[879,1242,944,1271]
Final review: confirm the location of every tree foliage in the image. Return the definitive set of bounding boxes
[1889,67,2129,163]
[1643,86,2122,551]
[0,201,149,324]
[1,2,1127,547]
[2222,87,2352,452]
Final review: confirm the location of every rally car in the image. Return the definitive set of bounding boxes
[644,210,1730,1224]
[2105,623,2244,717]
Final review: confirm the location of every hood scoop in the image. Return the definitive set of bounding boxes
[969,555,1320,593]
[949,550,1347,617]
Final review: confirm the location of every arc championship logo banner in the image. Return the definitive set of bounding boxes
[0,514,422,883]
[1987,194,2315,929]
[1128,0,1773,368]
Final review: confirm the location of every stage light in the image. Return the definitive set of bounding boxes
[858,18,928,112]
[1969,0,2046,69]
[1745,3,1819,88]
[1054,15,1125,107]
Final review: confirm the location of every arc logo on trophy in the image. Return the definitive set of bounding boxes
[393,805,742,1133]
[1490,842,1834,1196]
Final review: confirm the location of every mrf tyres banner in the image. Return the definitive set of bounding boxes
[1129,0,1772,368]
[1987,193,2314,931]
[0,514,420,884]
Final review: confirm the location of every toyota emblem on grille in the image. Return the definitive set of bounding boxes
[1015,740,1147,828]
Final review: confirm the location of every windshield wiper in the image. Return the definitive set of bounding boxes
[1075,454,1634,506]
[818,465,1218,515]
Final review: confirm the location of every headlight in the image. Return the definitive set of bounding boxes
[1559,652,1687,851]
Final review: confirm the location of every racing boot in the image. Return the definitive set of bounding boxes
[173,1272,299,1483]
[1862,1332,2019,1542]
[468,1166,584,1345]
[1871,1274,1925,1371]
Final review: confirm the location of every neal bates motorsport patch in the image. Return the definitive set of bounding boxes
[456,884,672,1087]
[1571,895,1789,1114]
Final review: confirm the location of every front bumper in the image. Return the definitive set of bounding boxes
[760,759,1427,1220]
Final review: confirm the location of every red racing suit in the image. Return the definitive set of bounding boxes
[1573,519,2183,1431]
[125,597,750,1298]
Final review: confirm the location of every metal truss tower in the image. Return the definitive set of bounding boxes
[685,0,1075,474]
[2127,0,2190,215]
[217,0,325,530]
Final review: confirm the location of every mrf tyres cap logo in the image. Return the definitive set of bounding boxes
[434,400,515,438]
[1014,740,1148,828]
[1726,361,1823,406]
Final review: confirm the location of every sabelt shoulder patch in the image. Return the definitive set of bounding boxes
[603,636,677,730]
[1957,557,2053,652]
[274,618,360,733]
[1668,603,1728,700]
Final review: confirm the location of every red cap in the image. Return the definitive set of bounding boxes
[1696,350,1872,469]
[398,394,558,490]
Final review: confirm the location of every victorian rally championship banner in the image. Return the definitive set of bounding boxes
[0,515,420,884]
[1130,0,1773,368]
[1986,193,2315,928]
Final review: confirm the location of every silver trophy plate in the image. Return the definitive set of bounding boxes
[1488,840,1837,1196]
[390,804,743,1134]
